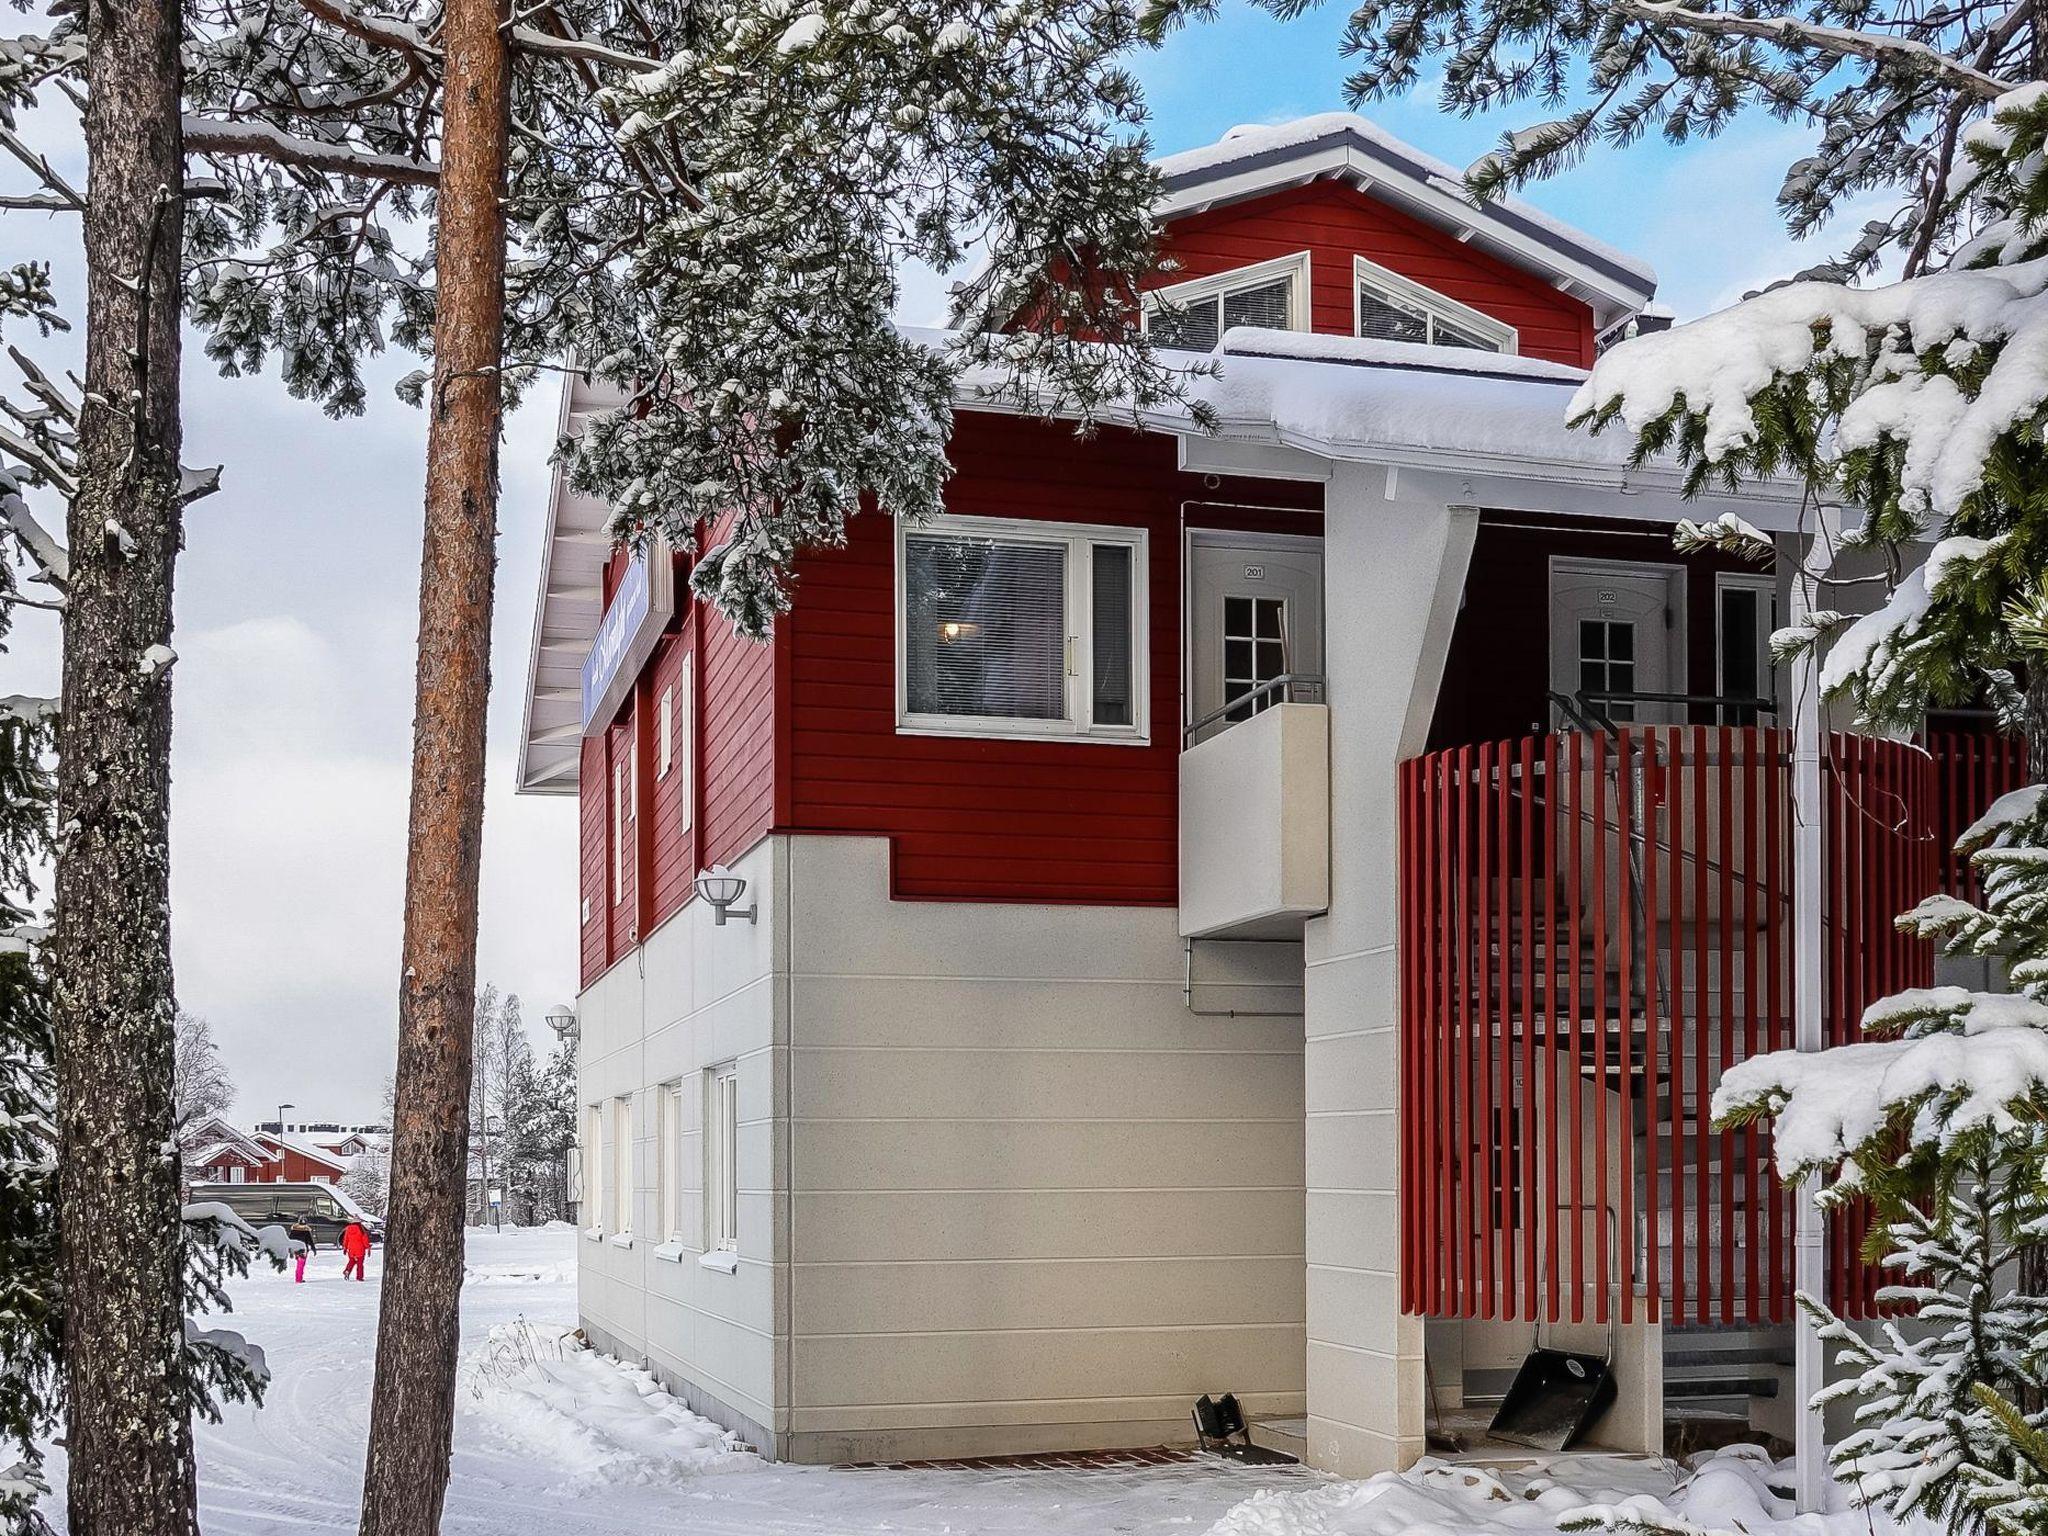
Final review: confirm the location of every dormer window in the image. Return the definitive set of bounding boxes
[1143,252,1310,352]
[1354,255,1517,354]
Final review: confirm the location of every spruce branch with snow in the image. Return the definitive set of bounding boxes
[1710,782,2048,1530]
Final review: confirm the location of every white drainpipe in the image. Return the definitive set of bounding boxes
[1791,504,1840,1513]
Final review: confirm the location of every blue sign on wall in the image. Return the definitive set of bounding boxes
[581,547,674,734]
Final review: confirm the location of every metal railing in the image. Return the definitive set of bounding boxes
[1557,689,1779,734]
[1183,672,1326,748]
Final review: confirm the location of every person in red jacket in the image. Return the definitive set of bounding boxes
[340,1220,372,1281]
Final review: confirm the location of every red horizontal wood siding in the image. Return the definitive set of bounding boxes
[579,733,607,987]
[781,412,1320,904]
[1154,182,1596,367]
[697,587,778,874]
[645,634,698,928]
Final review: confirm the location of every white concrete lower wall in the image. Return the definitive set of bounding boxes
[780,834,1306,1464]
[575,832,1309,1464]
[576,838,788,1454]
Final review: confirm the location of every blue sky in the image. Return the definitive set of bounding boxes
[1130,1,1846,320]
[0,10,1869,1121]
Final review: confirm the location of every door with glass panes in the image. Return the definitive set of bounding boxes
[1187,531,1324,743]
[1547,558,1683,727]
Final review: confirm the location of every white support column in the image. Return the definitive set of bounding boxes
[1790,506,1839,1513]
[1301,465,1477,1475]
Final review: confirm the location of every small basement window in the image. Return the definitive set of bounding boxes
[897,514,1148,743]
[1143,252,1309,353]
[1354,255,1516,354]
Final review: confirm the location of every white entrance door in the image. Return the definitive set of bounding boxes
[1548,559,1683,726]
[1187,531,1324,741]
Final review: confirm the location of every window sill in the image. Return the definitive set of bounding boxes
[608,1233,635,1250]
[894,720,1150,749]
[698,1249,739,1275]
[583,1227,604,1244]
[652,1240,688,1265]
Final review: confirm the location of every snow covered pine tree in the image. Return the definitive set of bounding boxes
[1574,79,2048,1536]
[0,297,281,1535]
[11,1,1201,1531]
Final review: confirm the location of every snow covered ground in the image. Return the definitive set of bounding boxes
[40,1225,1318,1534]
[33,1226,1931,1536]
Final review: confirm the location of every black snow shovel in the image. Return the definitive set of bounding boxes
[1487,1343,1616,1452]
[1488,1218,1618,1452]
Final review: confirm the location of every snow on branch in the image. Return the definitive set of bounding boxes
[1673,511,1774,562]
[1610,0,2016,99]
[1716,1013,2048,1181]
[0,480,67,589]
[182,116,439,187]
[506,26,657,70]
[0,696,55,725]
[294,0,440,60]
[1573,250,2048,521]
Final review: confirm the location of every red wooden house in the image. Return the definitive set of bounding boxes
[180,1115,356,1186]
[517,114,2019,1472]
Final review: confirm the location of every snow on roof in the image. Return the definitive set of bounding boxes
[1153,114,1656,304]
[916,325,1776,489]
[1199,332,1625,470]
[257,1131,352,1173]
[180,1115,277,1165]
[1216,326,1589,383]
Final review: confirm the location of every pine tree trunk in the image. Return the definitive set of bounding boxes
[355,0,510,1527]
[54,0,194,1529]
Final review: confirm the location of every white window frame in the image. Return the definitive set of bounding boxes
[1353,255,1518,354]
[676,654,693,834]
[894,513,1150,746]
[610,753,629,906]
[583,1104,604,1234]
[1716,571,1779,718]
[706,1063,738,1254]
[610,1094,632,1237]
[657,1079,685,1242]
[1141,251,1311,350]
[655,686,673,780]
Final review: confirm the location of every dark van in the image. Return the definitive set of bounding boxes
[188,1181,381,1250]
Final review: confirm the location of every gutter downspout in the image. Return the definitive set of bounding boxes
[1792,504,1840,1513]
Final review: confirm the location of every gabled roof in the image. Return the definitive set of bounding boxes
[1153,115,1656,331]
[179,1114,276,1166]
[255,1131,351,1175]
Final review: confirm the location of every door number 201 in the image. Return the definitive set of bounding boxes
[1243,564,1266,580]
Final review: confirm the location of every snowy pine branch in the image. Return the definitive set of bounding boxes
[1609,0,2016,99]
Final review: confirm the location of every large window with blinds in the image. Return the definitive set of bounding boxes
[1353,255,1517,354]
[1142,252,1309,353]
[896,514,1149,743]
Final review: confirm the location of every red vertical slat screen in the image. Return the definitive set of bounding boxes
[1397,725,1973,1326]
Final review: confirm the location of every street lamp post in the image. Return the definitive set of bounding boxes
[276,1102,295,1136]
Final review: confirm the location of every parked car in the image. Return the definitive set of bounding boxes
[187,1180,382,1250]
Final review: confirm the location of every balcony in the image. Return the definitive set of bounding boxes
[1178,679,1329,940]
